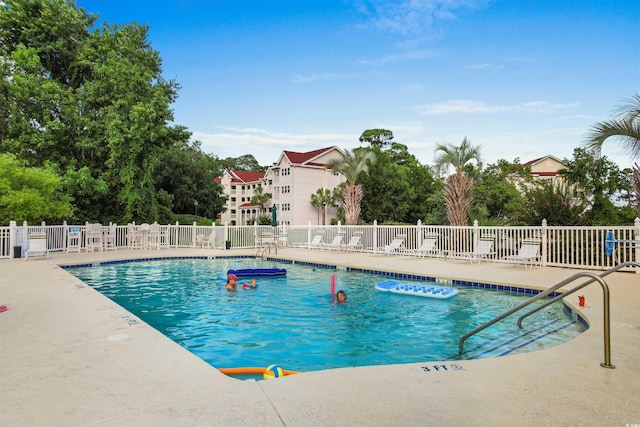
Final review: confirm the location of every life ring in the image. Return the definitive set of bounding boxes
[218,367,299,376]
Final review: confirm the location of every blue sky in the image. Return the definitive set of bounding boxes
[75,0,639,169]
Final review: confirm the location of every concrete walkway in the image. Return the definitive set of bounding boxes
[1,248,638,426]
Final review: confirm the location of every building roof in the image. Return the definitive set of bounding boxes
[279,146,341,167]
[522,155,564,167]
[227,170,265,183]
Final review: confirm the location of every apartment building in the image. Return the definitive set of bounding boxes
[217,146,346,225]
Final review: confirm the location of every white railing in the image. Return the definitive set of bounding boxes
[1,219,638,272]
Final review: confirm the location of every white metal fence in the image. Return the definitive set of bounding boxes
[1,219,639,272]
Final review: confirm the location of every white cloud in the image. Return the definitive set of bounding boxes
[291,73,347,84]
[416,99,579,115]
[191,126,357,164]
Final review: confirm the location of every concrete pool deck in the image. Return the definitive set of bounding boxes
[1,248,638,426]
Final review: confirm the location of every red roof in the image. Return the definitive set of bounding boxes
[229,170,265,183]
[283,147,335,165]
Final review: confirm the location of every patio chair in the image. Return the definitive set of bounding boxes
[503,239,541,270]
[322,233,344,251]
[340,232,363,252]
[409,233,440,258]
[193,233,205,248]
[25,232,49,260]
[104,223,117,251]
[85,223,103,252]
[460,234,495,264]
[147,222,161,250]
[377,234,406,256]
[204,232,217,249]
[293,234,324,249]
[66,226,82,253]
[127,223,142,250]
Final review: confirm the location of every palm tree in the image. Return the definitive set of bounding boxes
[585,93,640,160]
[327,148,377,225]
[250,185,271,215]
[586,94,640,214]
[310,188,335,225]
[433,137,482,226]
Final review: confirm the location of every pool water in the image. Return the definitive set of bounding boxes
[68,258,585,373]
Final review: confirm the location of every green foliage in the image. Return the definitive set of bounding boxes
[520,181,585,226]
[257,215,272,225]
[153,139,227,219]
[0,0,230,224]
[359,129,394,148]
[471,160,530,225]
[0,153,73,223]
[219,154,267,172]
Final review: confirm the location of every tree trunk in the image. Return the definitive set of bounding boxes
[445,173,473,226]
[343,184,363,225]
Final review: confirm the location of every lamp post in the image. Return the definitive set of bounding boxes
[322,201,327,226]
[194,200,198,216]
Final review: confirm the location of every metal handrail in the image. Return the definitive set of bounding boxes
[457,263,639,368]
[517,261,640,327]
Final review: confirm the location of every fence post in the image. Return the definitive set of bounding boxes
[9,220,16,258]
[416,219,423,248]
[63,220,68,252]
[224,222,229,248]
[634,217,640,274]
[473,220,479,249]
[373,220,378,254]
[541,219,548,267]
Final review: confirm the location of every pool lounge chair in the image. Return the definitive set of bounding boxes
[322,233,344,251]
[293,234,324,249]
[460,234,495,264]
[377,234,406,256]
[340,232,363,252]
[503,238,541,270]
[408,234,440,258]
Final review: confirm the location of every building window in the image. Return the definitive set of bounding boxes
[282,203,291,211]
[282,168,290,176]
[282,185,290,194]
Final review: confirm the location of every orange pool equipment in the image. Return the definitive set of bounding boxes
[218,367,300,377]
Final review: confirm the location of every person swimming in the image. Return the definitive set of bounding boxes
[225,273,238,291]
[336,290,347,303]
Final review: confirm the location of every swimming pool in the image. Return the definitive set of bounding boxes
[66,257,585,373]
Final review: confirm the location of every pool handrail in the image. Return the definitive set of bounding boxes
[457,263,640,368]
[516,261,640,327]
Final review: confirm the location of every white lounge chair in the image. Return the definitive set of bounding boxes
[340,232,363,252]
[204,232,217,249]
[294,234,324,249]
[377,234,406,256]
[322,234,344,251]
[409,234,440,258]
[504,239,541,270]
[25,232,49,260]
[461,234,495,264]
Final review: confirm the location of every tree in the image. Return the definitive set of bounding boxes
[220,154,266,172]
[310,188,336,225]
[0,153,73,223]
[560,148,630,225]
[250,185,271,215]
[585,93,640,160]
[471,159,530,225]
[359,129,394,148]
[0,0,184,224]
[327,148,376,225]
[433,138,482,226]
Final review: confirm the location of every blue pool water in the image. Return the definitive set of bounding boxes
[67,258,585,372]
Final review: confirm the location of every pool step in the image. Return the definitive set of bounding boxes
[460,318,580,359]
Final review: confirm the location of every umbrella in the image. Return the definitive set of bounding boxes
[271,204,278,227]
[605,230,615,257]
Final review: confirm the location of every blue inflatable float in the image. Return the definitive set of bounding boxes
[227,268,287,277]
[375,279,458,299]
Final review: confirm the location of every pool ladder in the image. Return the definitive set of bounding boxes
[257,241,278,258]
[458,261,640,369]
